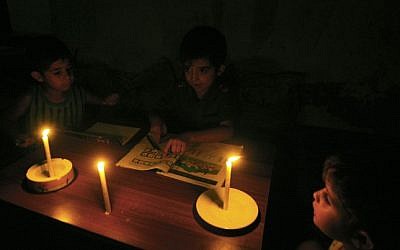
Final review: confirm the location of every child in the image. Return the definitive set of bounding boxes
[296,154,390,250]
[149,25,235,155]
[1,34,119,148]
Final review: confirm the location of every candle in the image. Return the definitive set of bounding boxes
[224,160,232,210]
[42,128,55,177]
[224,156,240,210]
[97,161,112,214]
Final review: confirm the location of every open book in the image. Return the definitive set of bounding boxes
[116,135,244,189]
[63,122,140,146]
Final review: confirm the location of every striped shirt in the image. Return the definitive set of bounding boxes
[26,85,87,134]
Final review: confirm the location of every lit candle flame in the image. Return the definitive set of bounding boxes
[97,161,105,171]
[42,128,50,137]
[227,155,240,164]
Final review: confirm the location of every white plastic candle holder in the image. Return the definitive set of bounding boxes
[195,187,258,230]
[25,158,75,193]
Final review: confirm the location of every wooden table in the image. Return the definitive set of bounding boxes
[0,129,272,249]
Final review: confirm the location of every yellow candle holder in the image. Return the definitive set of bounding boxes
[25,158,76,193]
[195,187,258,230]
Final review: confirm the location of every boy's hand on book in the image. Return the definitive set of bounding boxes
[163,137,187,155]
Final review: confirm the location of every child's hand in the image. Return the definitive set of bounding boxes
[102,93,119,106]
[163,137,187,155]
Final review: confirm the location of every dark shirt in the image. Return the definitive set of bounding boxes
[153,81,235,134]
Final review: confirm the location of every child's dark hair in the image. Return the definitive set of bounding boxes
[25,34,72,72]
[179,25,227,68]
[322,154,386,249]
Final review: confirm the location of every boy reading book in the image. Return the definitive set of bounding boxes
[148,26,236,155]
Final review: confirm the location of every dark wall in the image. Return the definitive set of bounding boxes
[6,0,400,84]
[0,0,11,36]
[4,0,399,134]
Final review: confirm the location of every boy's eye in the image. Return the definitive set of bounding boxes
[322,192,331,205]
[200,67,209,73]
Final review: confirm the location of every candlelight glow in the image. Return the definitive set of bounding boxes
[227,156,240,164]
[97,161,105,171]
[53,206,74,224]
[42,128,50,137]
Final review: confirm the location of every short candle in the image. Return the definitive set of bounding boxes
[97,161,112,214]
[42,128,55,177]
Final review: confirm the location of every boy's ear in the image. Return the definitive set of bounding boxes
[351,230,374,250]
[31,71,44,82]
[217,64,225,76]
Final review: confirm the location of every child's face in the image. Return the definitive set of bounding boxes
[183,58,222,98]
[312,175,352,242]
[39,58,74,92]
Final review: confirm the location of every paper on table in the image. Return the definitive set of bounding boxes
[84,122,140,145]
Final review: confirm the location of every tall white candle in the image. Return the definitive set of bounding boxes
[97,161,112,214]
[224,156,240,210]
[224,160,232,210]
[42,129,55,177]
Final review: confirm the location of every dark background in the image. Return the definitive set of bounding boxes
[2,0,399,136]
[3,0,399,84]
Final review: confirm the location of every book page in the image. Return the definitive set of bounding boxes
[159,142,243,189]
[116,136,178,172]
